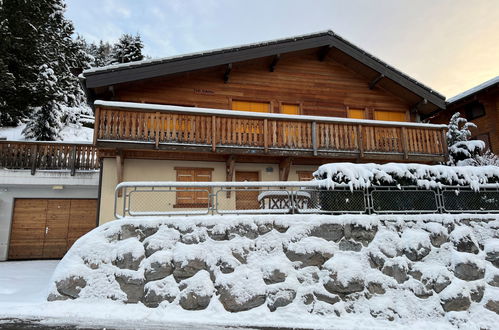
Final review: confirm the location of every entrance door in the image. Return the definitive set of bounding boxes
[235,171,260,210]
[8,199,97,260]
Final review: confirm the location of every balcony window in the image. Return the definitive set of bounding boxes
[374,110,408,122]
[281,103,300,115]
[232,100,270,113]
[347,109,366,119]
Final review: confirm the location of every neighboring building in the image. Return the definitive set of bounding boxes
[428,76,499,153]
[80,31,448,224]
[0,141,99,260]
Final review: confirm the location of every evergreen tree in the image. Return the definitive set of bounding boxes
[23,65,63,140]
[0,0,91,138]
[446,112,484,166]
[111,33,144,64]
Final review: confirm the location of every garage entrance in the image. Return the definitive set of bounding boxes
[8,199,97,260]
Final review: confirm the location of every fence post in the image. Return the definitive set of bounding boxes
[30,144,38,175]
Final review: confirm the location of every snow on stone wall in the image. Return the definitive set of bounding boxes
[48,214,499,328]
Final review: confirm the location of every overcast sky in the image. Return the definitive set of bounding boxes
[66,0,499,98]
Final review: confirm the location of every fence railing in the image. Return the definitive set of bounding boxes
[95,101,448,161]
[0,140,99,175]
[114,181,499,218]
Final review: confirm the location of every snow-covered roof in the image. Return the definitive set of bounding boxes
[447,76,499,104]
[82,30,445,108]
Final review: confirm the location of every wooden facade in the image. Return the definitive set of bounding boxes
[430,79,499,154]
[88,46,448,165]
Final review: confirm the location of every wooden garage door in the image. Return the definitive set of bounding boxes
[8,199,97,260]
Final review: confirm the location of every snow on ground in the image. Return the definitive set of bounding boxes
[0,259,458,330]
[0,123,92,142]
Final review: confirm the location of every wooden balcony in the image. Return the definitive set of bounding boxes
[0,141,99,175]
[94,101,448,162]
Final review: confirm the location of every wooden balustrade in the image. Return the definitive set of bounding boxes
[0,141,99,175]
[95,105,448,161]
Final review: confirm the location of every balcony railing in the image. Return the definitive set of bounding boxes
[94,101,448,161]
[0,141,99,175]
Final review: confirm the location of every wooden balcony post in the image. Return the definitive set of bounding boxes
[30,144,38,175]
[401,127,409,159]
[155,112,160,149]
[212,115,216,152]
[69,145,77,176]
[264,118,268,153]
[93,106,100,145]
[441,128,449,159]
[357,124,364,158]
[312,121,318,156]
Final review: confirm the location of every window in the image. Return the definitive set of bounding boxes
[232,100,270,113]
[297,171,314,181]
[347,109,366,119]
[465,101,486,120]
[374,110,408,122]
[281,104,300,115]
[174,167,213,207]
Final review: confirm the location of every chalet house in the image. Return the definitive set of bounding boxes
[80,31,448,224]
[429,76,499,154]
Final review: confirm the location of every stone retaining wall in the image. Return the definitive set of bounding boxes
[48,215,499,324]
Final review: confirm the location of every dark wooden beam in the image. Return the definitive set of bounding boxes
[318,45,334,61]
[279,157,293,181]
[368,74,384,90]
[116,150,124,197]
[411,98,428,114]
[226,155,236,182]
[223,63,232,83]
[226,155,236,197]
[269,54,280,72]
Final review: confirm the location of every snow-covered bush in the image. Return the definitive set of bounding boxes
[314,163,499,190]
[446,112,487,166]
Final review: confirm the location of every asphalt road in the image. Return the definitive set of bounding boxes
[0,318,308,330]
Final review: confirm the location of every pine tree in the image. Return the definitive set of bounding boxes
[446,112,484,166]
[111,33,144,64]
[23,65,63,140]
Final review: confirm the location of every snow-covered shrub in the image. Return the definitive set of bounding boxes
[314,162,499,190]
[445,112,490,166]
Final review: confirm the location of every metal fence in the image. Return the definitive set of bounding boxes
[114,181,499,217]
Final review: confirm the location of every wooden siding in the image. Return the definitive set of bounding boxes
[431,91,499,154]
[108,49,413,121]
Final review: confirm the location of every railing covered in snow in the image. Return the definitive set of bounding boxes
[0,140,99,175]
[95,101,448,162]
[114,181,499,218]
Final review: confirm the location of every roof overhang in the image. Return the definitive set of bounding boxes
[82,31,446,111]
